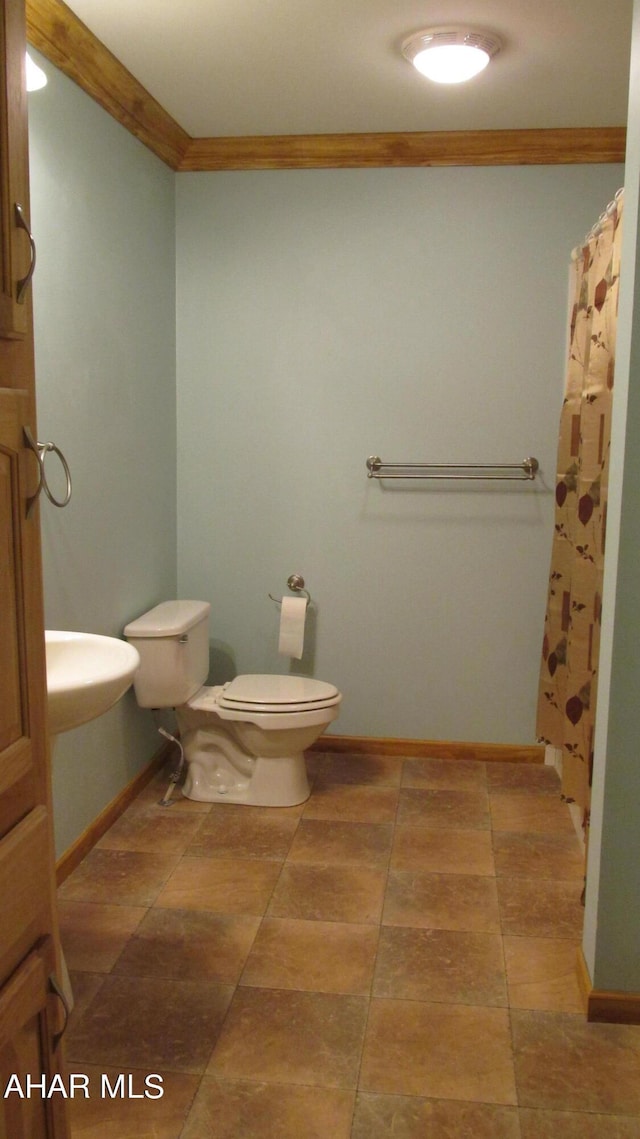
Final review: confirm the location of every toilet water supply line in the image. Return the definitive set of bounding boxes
[156,725,185,806]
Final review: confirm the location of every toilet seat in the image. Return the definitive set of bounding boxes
[220,674,339,712]
[187,675,341,728]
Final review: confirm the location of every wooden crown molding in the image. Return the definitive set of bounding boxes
[180,128,626,171]
[27,0,626,171]
[26,0,190,169]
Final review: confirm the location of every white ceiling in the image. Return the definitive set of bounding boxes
[63,0,632,138]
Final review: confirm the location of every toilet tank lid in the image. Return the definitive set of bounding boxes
[124,600,210,638]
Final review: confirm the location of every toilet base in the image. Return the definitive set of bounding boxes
[182,750,310,806]
[175,701,330,807]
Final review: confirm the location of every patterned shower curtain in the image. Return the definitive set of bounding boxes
[536,191,623,828]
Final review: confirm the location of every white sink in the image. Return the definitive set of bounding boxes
[45,631,140,736]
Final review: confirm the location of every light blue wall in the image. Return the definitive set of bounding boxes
[175,166,623,744]
[26,46,626,857]
[584,0,640,993]
[28,53,177,856]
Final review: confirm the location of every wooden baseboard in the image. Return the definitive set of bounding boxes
[588,990,640,1024]
[576,946,592,1012]
[312,734,544,764]
[577,948,640,1024]
[55,741,173,886]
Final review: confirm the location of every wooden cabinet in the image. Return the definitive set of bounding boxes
[0,0,32,338]
[0,944,68,1139]
[1,2,70,1135]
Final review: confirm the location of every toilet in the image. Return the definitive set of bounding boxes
[124,600,341,806]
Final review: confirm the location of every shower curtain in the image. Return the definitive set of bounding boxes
[536,191,623,830]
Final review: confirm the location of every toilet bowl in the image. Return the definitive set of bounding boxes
[124,601,341,806]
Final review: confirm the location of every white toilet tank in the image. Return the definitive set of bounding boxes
[124,600,211,708]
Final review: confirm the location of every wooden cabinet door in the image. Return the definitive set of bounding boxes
[0,0,47,853]
[0,944,68,1139]
[0,378,45,842]
[1,2,70,1136]
[0,0,32,339]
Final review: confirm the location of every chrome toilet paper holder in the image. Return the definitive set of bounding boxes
[269,574,312,606]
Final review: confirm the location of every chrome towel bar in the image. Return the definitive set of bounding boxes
[366,455,539,481]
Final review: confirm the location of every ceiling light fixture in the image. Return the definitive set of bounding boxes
[26,52,47,92]
[402,27,501,85]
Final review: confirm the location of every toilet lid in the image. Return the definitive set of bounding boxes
[218,674,340,712]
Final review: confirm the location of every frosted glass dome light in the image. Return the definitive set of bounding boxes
[402,27,501,85]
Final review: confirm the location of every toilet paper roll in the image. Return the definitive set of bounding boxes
[278,595,307,659]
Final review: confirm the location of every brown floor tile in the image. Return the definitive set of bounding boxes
[128,769,213,813]
[66,974,234,1073]
[240,917,378,994]
[208,987,368,1088]
[504,936,584,1012]
[303,781,399,823]
[490,792,575,834]
[487,762,561,794]
[352,1094,521,1139]
[187,805,299,860]
[287,819,393,868]
[112,907,260,984]
[497,878,584,937]
[373,926,507,1005]
[519,1107,640,1138]
[58,849,181,907]
[181,1078,355,1139]
[493,831,584,880]
[58,901,146,973]
[383,870,501,932]
[360,999,517,1103]
[97,809,206,854]
[67,971,106,1028]
[155,856,281,915]
[401,757,487,791]
[54,741,640,1139]
[315,752,404,786]
[391,825,495,876]
[66,1064,199,1139]
[512,1009,640,1114]
[397,788,490,830]
[268,862,386,923]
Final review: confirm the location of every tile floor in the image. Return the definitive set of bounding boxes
[57,751,640,1138]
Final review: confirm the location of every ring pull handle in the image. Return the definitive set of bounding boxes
[23,426,73,516]
[15,203,37,304]
[48,973,71,1046]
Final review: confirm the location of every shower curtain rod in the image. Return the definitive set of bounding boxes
[366,456,539,481]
